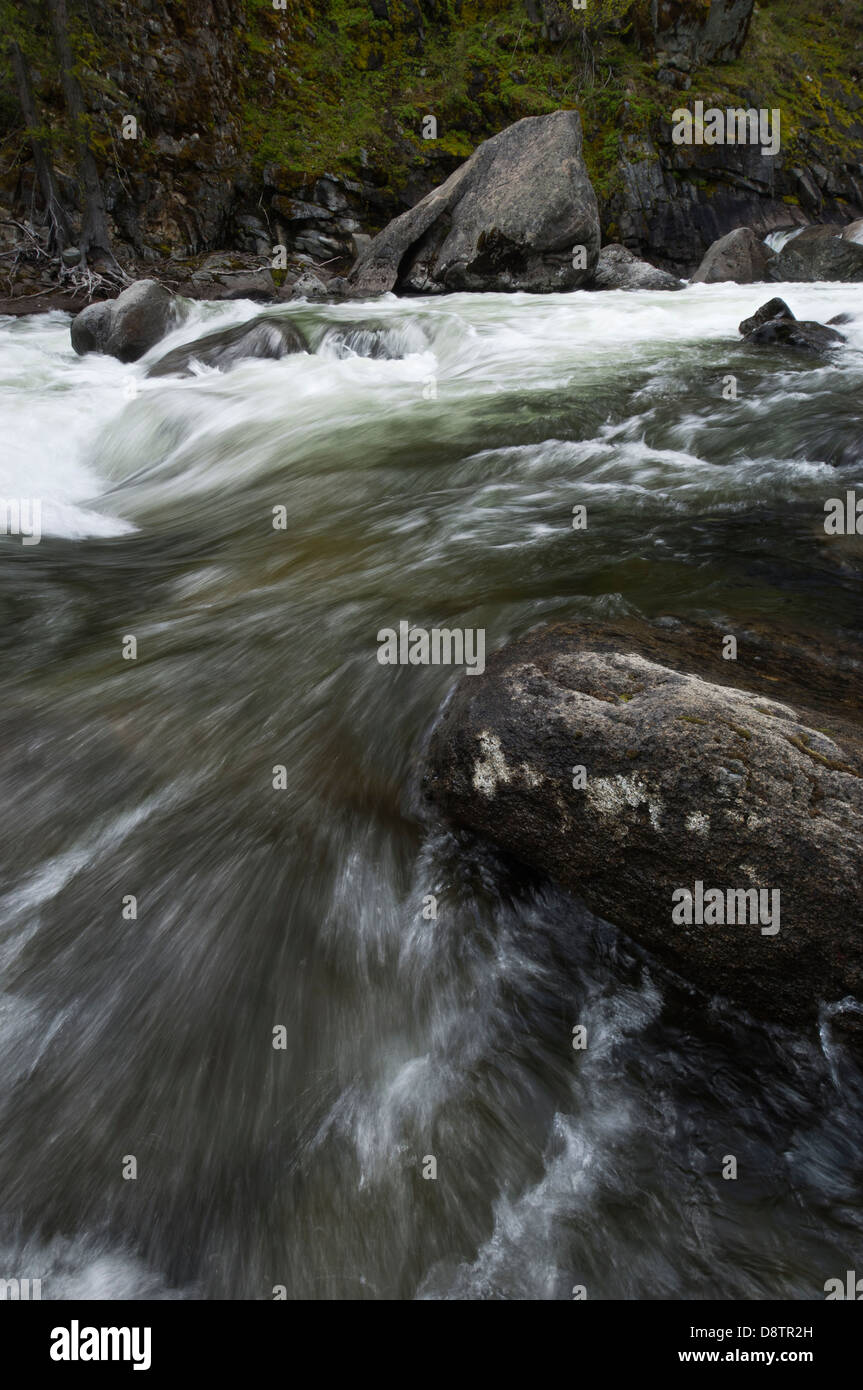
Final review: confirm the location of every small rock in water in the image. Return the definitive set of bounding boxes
[147,314,307,377]
[739,297,845,353]
[738,297,794,336]
[70,278,179,362]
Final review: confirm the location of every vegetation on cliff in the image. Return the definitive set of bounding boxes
[1,0,862,261]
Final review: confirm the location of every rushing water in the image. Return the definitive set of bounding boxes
[0,283,862,1300]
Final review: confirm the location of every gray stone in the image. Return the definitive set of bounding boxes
[104,279,177,362]
[690,227,774,284]
[70,279,178,362]
[287,270,329,301]
[422,618,863,1032]
[348,110,600,296]
[70,299,114,356]
[146,314,307,377]
[214,268,276,300]
[769,225,863,282]
[841,218,863,244]
[590,243,683,291]
[738,296,794,335]
[738,298,846,353]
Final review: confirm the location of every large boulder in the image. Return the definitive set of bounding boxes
[769,224,863,282]
[589,243,683,291]
[738,297,846,354]
[69,299,114,356]
[348,110,600,296]
[146,315,307,377]
[690,227,774,284]
[422,619,863,1033]
[71,279,179,362]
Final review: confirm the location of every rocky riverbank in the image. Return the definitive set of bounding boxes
[3,0,863,308]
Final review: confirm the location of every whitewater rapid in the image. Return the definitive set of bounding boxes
[0,282,861,1300]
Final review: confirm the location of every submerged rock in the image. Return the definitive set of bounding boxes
[589,244,683,291]
[348,109,600,296]
[423,619,863,1032]
[690,227,774,285]
[146,315,308,377]
[71,279,179,362]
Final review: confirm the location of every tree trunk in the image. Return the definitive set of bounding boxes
[8,39,71,254]
[44,0,115,267]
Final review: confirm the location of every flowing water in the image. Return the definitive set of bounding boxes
[0,283,862,1300]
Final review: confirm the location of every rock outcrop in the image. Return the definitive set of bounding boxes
[690,226,774,284]
[348,111,600,296]
[423,619,863,1032]
[769,225,863,282]
[589,243,683,291]
[71,279,179,362]
[738,297,846,354]
[146,314,307,377]
[652,0,756,68]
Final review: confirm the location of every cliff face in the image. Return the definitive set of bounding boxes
[2,0,862,276]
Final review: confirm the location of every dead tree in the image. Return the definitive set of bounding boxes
[7,37,72,253]
[44,0,117,268]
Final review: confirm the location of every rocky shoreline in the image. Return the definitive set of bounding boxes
[5,102,863,322]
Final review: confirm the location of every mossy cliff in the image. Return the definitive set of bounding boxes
[2,0,862,274]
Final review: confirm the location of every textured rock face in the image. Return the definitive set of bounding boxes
[606,127,863,277]
[69,300,114,356]
[589,243,683,291]
[71,279,178,361]
[652,0,755,66]
[423,619,863,1031]
[690,226,774,284]
[768,226,863,282]
[146,315,307,377]
[348,111,600,296]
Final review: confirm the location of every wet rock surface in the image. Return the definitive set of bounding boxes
[738,297,846,354]
[146,314,307,377]
[589,243,683,291]
[71,279,178,361]
[423,618,863,1032]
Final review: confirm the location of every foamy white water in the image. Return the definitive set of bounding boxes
[0,282,861,1300]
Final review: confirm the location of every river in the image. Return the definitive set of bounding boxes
[0,282,861,1299]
